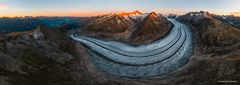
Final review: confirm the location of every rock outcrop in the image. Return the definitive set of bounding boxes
[130,12,172,43]
[0,11,240,85]
[0,25,77,85]
[81,11,172,44]
[177,11,240,53]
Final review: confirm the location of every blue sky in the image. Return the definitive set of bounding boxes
[0,0,240,17]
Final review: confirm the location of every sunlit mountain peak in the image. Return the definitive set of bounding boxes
[117,10,143,16]
[148,12,158,17]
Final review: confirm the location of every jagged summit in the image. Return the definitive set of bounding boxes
[118,10,143,16]
[186,11,213,18]
[148,12,158,17]
[130,11,172,43]
[177,11,240,49]
[81,11,172,44]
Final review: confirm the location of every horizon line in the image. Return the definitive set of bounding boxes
[0,10,239,18]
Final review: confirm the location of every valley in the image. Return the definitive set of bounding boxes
[0,11,239,85]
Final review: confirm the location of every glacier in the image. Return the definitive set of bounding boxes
[71,18,193,78]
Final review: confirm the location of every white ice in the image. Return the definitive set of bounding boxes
[71,18,193,78]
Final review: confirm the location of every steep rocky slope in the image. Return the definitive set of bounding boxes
[0,26,78,85]
[177,11,240,53]
[0,11,240,85]
[69,11,240,85]
[213,15,240,29]
[130,12,172,43]
[81,11,172,44]
[82,14,131,33]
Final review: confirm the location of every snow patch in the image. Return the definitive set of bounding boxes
[32,29,44,40]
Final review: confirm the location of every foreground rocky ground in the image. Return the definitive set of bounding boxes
[0,11,240,85]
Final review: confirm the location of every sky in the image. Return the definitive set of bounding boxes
[0,0,240,17]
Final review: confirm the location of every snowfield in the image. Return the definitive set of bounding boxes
[71,18,193,78]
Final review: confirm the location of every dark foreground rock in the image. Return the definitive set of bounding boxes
[0,11,239,85]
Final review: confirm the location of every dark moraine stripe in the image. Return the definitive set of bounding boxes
[71,18,193,78]
[74,27,181,57]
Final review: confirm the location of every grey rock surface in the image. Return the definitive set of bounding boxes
[71,19,193,78]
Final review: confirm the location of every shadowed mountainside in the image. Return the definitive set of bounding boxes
[81,11,172,44]
[0,11,239,85]
[130,12,172,43]
[0,26,79,85]
[177,11,240,53]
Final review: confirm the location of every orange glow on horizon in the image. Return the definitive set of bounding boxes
[0,9,238,17]
[231,12,240,16]
[0,11,108,17]
[117,10,142,16]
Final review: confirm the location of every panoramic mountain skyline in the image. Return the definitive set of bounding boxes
[0,0,240,17]
[0,0,240,84]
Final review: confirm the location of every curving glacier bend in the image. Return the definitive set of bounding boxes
[71,19,193,78]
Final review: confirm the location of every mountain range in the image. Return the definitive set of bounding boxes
[81,10,172,44]
[0,10,239,85]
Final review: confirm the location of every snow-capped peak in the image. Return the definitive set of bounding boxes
[117,10,143,16]
[148,12,158,17]
[188,11,211,18]
[32,26,44,40]
[128,13,148,21]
